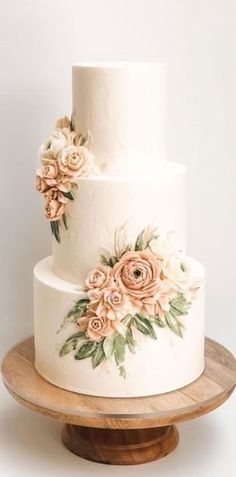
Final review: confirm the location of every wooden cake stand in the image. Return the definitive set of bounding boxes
[1,336,236,465]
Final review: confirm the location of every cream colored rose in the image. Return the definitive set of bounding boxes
[40,128,76,163]
[58,145,94,177]
[77,314,113,341]
[35,174,49,193]
[112,250,162,305]
[85,265,112,290]
[44,199,65,221]
[88,285,128,321]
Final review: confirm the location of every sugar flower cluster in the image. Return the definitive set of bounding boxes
[58,226,201,377]
[36,116,94,242]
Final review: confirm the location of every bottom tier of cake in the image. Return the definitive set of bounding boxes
[34,256,205,397]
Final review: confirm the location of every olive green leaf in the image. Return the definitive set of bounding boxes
[119,365,126,378]
[103,332,116,359]
[114,334,126,366]
[126,326,136,353]
[134,226,158,251]
[57,298,89,333]
[165,311,183,337]
[59,331,86,356]
[121,314,133,326]
[133,314,157,339]
[75,341,97,360]
[62,191,74,200]
[62,213,68,230]
[170,296,191,317]
[92,341,106,368]
[50,220,61,243]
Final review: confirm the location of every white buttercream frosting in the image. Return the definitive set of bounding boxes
[72,62,166,175]
[34,256,205,398]
[53,162,186,284]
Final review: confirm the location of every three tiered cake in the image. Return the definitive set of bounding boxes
[34,63,205,397]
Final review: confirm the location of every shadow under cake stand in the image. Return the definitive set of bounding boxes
[1,336,236,465]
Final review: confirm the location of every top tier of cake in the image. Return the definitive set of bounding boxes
[72,62,166,175]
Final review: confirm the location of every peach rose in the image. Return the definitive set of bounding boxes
[112,250,161,304]
[85,265,112,290]
[38,163,59,187]
[142,280,175,318]
[88,285,127,321]
[58,145,94,177]
[77,314,113,341]
[35,174,49,193]
[44,199,65,221]
[44,187,67,204]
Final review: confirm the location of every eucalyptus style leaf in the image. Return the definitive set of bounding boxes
[154,315,166,327]
[57,298,89,333]
[114,334,126,366]
[119,365,126,378]
[126,326,136,354]
[121,314,133,326]
[59,332,86,357]
[170,296,190,316]
[50,220,61,243]
[67,298,90,318]
[134,227,158,251]
[165,311,183,338]
[62,191,74,200]
[75,341,97,360]
[62,213,68,230]
[92,341,106,368]
[103,333,116,359]
[134,314,157,339]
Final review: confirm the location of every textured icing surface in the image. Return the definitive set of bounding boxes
[72,63,166,175]
[34,256,205,397]
[53,162,186,284]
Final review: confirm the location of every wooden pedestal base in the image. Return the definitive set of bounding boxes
[62,424,179,465]
[1,336,236,466]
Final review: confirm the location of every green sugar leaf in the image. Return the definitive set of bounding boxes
[134,314,157,339]
[75,341,97,360]
[62,191,74,200]
[92,341,106,368]
[165,311,183,338]
[103,332,116,359]
[59,332,85,356]
[114,334,126,366]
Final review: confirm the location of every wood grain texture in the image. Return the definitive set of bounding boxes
[61,424,179,464]
[1,336,236,430]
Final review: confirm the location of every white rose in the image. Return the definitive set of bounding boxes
[40,128,76,164]
[163,252,200,301]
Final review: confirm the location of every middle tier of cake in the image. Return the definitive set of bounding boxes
[53,161,186,284]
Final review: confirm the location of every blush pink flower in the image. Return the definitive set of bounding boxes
[112,250,162,305]
[85,265,112,290]
[142,279,175,318]
[44,187,67,204]
[35,174,49,194]
[77,314,114,341]
[37,163,59,187]
[88,285,127,321]
[58,145,94,178]
[44,199,65,221]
